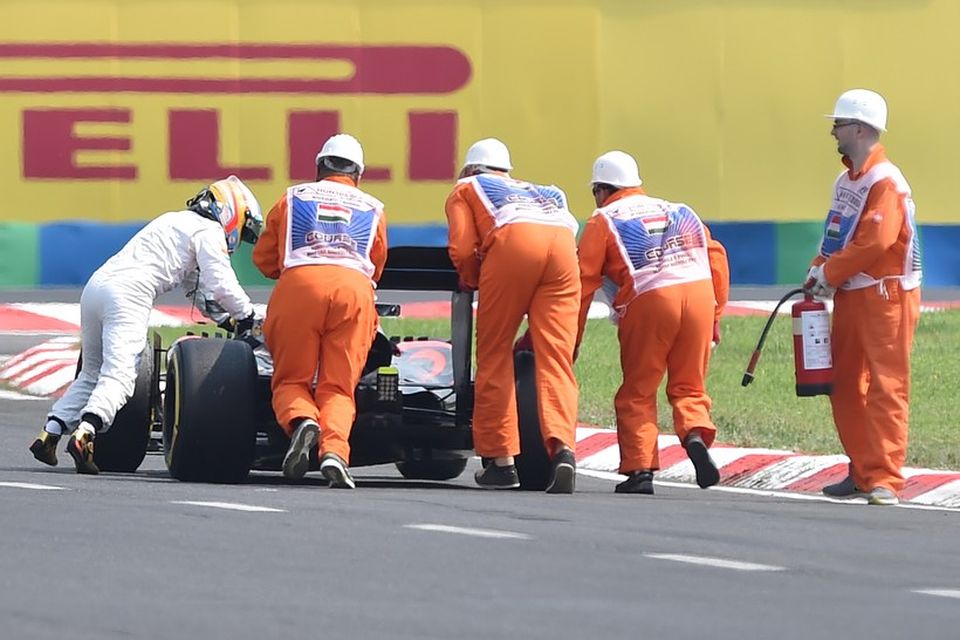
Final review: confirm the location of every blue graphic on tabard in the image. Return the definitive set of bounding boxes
[290,195,375,255]
[474,174,566,211]
[819,209,856,258]
[610,205,702,270]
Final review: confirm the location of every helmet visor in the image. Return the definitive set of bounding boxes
[241,209,263,245]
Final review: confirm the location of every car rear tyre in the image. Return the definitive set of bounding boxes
[396,458,468,481]
[88,340,154,472]
[163,338,257,483]
[514,350,551,491]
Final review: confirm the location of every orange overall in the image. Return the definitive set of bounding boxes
[446,173,580,458]
[812,145,920,495]
[576,187,729,473]
[253,175,388,462]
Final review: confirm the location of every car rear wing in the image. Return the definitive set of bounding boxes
[377,246,460,292]
[378,246,474,428]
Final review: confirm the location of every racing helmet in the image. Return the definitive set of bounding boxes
[186,175,263,253]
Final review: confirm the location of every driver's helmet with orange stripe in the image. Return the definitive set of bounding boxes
[186,175,263,253]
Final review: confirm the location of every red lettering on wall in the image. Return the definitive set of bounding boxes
[20,107,458,185]
[408,111,456,180]
[286,110,392,182]
[0,43,472,95]
[363,166,392,181]
[22,108,136,179]
[168,109,272,181]
[288,111,339,181]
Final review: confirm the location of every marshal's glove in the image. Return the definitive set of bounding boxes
[804,265,836,299]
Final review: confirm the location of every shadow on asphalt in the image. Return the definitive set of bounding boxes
[3,464,480,490]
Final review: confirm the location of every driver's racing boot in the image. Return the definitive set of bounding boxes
[29,430,61,466]
[66,430,99,475]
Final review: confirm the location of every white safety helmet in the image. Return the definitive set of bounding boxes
[462,138,512,171]
[825,89,887,132]
[591,150,642,188]
[316,133,365,175]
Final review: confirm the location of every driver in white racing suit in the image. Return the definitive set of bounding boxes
[29,176,263,474]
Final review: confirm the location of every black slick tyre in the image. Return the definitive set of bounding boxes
[90,340,154,472]
[395,458,468,481]
[513,349,551,491]
[163,338,257,483]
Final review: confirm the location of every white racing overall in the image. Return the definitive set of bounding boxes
[50,210,254,432]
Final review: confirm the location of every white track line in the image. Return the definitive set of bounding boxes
[404,524,533,540]
[0,481,67,491]
[644,553,784,572]
[171,500,286,513]
[912,589,960,600]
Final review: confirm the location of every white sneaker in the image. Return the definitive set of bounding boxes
[320,452,356,489]
[282,420,319,480]
[867,487,899,506]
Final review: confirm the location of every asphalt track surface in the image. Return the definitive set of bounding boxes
[2,287,960,638]
[2,378,960,638]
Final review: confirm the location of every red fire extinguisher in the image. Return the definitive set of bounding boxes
[742,288,833,397]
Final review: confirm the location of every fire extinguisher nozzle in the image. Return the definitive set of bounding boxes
[741,372,754,387]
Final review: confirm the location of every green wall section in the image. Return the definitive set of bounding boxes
[776,222,823,283]
[0,223,39,286]
[231,242,274,288]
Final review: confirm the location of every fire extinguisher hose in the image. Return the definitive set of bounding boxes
[741,287,804,387]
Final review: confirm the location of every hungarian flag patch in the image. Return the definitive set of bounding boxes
[316,203,352,223]
[641,214,669,235]
[826,213,842,239]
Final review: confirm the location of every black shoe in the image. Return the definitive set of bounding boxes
[822,475,864,498]
[616,471,655,494]
[30,431,60,466]
[282,420,319,480]
[545,449,576,494]
[66,431,99,475]
[320,452,356,489]
[474,462,520,489]
[683,431,719,488]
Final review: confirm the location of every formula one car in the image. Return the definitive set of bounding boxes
[91,246,552,489]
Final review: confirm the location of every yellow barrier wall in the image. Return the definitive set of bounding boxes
[2,0,958,223]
